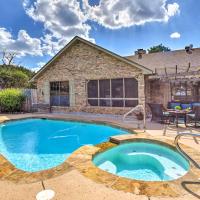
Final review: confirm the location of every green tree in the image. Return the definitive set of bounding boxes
[0,65,35,89]
[148,44,171,53]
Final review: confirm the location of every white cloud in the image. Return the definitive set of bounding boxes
[82,0,180,29]
[31,67,41,72]
[37,61,45,67]
[1,0,181,62]
[167,3,180,17]
[31,61,45,72]
[0,28,43,57]
[23,0,94,56]
[170,32,181,39]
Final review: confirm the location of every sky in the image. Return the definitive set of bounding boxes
[0,0,199,71]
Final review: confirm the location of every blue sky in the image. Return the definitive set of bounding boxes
[0,0,199,71]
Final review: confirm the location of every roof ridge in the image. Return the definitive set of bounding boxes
[125,47,200,58]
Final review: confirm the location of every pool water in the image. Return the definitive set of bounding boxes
[93,141,189,181]
[0,118,128,172]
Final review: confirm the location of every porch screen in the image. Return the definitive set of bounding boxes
[50,81,69,106]
[87,78,138,107]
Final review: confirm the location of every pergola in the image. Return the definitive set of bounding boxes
[148,62,200,102]
[149,63,200,81]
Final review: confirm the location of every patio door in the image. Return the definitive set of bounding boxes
[50,81,70,107]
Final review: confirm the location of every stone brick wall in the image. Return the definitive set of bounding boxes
[36,40,145,114]
[145,79,171,108]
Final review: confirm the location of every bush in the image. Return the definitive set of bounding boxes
[0,89,25,113]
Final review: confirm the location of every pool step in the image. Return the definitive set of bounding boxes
[110,134,139,144]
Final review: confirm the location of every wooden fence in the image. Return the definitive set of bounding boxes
[23,89,37,112]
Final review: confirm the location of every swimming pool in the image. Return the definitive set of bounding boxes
[0,118,128,172]
[93,141,189,181]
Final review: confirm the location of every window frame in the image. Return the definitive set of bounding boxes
[50,81,70,107]
[87,78,138,107]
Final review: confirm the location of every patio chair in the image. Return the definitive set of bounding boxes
[148,103,172,124]
[186,106,200,127]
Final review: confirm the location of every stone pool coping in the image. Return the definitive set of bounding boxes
[0,116,200,198]
[67,134,200,197]
[0,116,136,184]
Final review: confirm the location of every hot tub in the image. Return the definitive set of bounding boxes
[93,141,189,181]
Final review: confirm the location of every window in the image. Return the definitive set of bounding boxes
[125,78,138,98]
[171,82,193,101]
[112,79,123,98]
[100,79,110,98]
[50,81,69,106]
[87,78,138,107]
[88,80,98,98]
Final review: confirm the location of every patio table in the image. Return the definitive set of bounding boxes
[167,109,191,127]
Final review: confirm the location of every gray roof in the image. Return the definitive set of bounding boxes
[126,48,200,74]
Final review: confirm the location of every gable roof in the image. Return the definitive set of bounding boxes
[126,48,200,75]
[30,36,152,82]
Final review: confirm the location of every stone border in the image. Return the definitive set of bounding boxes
[67,134,200,198]
[0,116,135,184]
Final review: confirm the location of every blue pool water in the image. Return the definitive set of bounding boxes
[93,141,189,181]
[0,118,128,172]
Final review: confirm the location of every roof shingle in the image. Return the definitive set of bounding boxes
[126,48,200,74]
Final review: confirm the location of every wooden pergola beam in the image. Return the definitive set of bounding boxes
[155,68,157,74]
[149,70,200,79]
[186,62,191,72]
[165,67,167,75]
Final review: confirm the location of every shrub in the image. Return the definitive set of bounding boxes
[0,89,25,113]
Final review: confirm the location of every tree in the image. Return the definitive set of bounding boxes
[0,50,36,89]
[1,50,17,65]
[0,65,35,89]
[148,44,171,53]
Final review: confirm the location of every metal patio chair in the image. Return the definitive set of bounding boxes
[186,106,200,127]
[148,103,173,124]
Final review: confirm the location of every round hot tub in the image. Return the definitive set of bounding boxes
[93,141,189,181]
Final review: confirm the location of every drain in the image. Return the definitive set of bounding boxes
[36,190,55,200]
[172,166,176,169]
[36,181,55,200]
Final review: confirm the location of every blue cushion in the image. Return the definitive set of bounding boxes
[192,102,200,108]
[181,103,192,110]
[169,102,181,109]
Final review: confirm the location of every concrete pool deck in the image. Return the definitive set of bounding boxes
[0,113,200,200]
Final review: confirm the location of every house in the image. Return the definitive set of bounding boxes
[128,48,200,107]
[31,36,200,114]
[30,36,152,114]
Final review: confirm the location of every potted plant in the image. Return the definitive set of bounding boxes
[175,105,181,110]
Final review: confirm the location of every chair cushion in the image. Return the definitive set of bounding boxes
[192,102,200,108]
[163,111,170,116]
[181,103,192,110]
[187,113,195,119]
[169,102,181,109]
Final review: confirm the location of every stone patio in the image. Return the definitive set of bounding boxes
[0,113,200,200]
